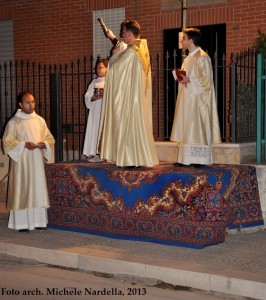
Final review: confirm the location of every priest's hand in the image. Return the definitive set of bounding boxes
[25,142,37,150]
[179,74,190,87]
[36,142,46,149]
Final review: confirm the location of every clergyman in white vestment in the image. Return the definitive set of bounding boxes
[99,20,159,167]
[2,92,55,232]
[170,28,221,166]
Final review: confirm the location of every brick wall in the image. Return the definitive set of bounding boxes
[0,0,264,66]
[0,0,265,139]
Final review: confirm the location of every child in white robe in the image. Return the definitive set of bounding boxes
[83,59,108,162]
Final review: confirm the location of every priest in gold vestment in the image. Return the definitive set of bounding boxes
[2,92,55,232]
[170,28,221,166]
[99,20,158,167]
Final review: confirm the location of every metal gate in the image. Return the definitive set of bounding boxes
[256,53,266,163]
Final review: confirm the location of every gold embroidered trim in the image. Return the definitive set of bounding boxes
[130,40,150,76]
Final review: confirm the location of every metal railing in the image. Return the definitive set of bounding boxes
[0,49,258,162]
[230,48,257,143]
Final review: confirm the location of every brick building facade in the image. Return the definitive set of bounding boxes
[0,0,265,64]
[0,0,265,143]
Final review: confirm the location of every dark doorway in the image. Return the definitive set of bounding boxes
[163,24,226,139]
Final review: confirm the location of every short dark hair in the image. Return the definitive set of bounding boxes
[17,91,34,107]
[183,28,201,47]
[121,20,141,38]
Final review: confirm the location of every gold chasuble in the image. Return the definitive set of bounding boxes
[100,39,159,167]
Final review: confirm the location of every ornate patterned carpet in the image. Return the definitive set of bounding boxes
[45,162,264,249]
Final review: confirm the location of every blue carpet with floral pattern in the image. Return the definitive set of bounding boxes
[45,162,264,248]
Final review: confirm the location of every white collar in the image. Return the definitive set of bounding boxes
[15,109,37,120]
[189,47,201,56]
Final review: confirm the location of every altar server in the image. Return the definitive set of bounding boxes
[83,59,108,162]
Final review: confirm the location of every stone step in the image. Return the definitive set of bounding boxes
[155,141,257,164]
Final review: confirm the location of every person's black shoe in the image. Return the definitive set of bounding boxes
[173,162,185,167]
[189,164,204,168]
[19,229,30,233]
[173,163,204,168]
[35,227,47,231]
[117,166,140,169]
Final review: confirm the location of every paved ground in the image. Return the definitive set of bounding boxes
[0,254,238,300]
[0,203,266,300]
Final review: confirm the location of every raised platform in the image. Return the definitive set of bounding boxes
[1,141,266,223]
[155,141,257,164]
[45,162,264,249]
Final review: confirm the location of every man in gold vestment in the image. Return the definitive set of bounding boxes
[170,28,221,166]
[99,20,159,167]
[2,92,55,232]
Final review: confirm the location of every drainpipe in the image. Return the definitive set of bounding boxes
[181,0,187,29]
[180,0,187,62]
